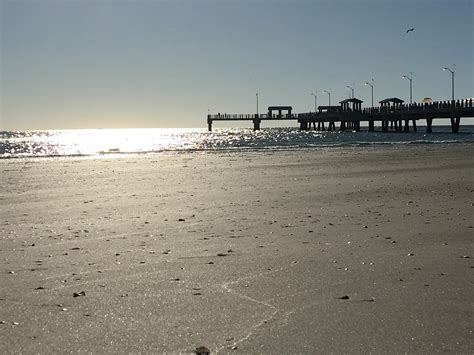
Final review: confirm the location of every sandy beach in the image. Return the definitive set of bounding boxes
[1,144,473,353]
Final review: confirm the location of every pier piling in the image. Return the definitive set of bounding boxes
[368,120,374,132]
[426,118,433,133]
[450,116,461,133]
[207,115,212,132]
[404,120,410,132]
[253,114,261,131]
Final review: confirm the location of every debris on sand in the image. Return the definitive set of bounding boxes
[195,346,210,355]
[73,291,86,297]
[338,295,350,300]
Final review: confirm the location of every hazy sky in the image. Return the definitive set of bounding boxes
[1,0,472,130]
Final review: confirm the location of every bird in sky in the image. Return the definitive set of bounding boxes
[406,28,415,33]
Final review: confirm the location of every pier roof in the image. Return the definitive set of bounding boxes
[379,97,404,104]
[268,106,292,110]
[339,98,363,104]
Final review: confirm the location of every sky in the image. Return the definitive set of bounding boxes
[1,0,473,130]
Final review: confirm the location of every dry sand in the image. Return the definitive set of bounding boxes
[1,144,473,353]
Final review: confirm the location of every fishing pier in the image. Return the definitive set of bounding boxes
[207,98,474,133]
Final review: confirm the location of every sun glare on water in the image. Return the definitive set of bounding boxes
[34,128,202,157]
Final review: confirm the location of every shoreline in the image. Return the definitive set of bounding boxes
[1,144,473,353]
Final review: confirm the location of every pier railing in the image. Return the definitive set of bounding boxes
[207,98,473,132]
[209,99,473,120]
[209,113,300,119]
[362,99,473,114]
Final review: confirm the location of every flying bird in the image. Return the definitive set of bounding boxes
[406,28,415,33]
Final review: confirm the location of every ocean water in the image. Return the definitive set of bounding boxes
[1,126,473,159]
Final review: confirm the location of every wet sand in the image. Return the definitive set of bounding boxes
[1,144,473,353]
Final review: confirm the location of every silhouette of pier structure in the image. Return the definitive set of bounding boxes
[207,98,474,133]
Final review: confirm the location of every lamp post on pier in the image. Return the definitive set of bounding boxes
[323,90,331,106]
[402,73,413,104]
[311,92,317,112]
[346,85,354,99]
[442,65,455,101]
[365,79,374,107]
[256,92,259,116]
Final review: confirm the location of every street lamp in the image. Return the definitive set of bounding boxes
[311,92,317,112]
[402,73,413,104]
[443,65,455,101]
[365,79,374,107]
[323,90,331,106]
[346,85,354,99]
[256,92,259,116]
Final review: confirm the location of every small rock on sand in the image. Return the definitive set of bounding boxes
[195,346,210,355]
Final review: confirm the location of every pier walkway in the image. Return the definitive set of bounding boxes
[207,99,474,133]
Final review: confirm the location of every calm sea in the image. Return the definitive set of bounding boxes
[1,126,473,159]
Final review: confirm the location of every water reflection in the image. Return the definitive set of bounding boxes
[0,127,472,158]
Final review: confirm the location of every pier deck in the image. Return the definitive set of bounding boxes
[207,99,474,133]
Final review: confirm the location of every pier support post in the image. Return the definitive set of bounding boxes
[412,120,417,131]
[382,120,388,132]
[398,120,403,132]
[340,121,346,131]
[426,118,433,133]
[355,121,360,132]
[207,115,212,132]
[404,119,409,132]
[450,116,461,133]
[253,114,261,131]
[368,120,374,132]
[317,122,321,131]
[299,121,308,131]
